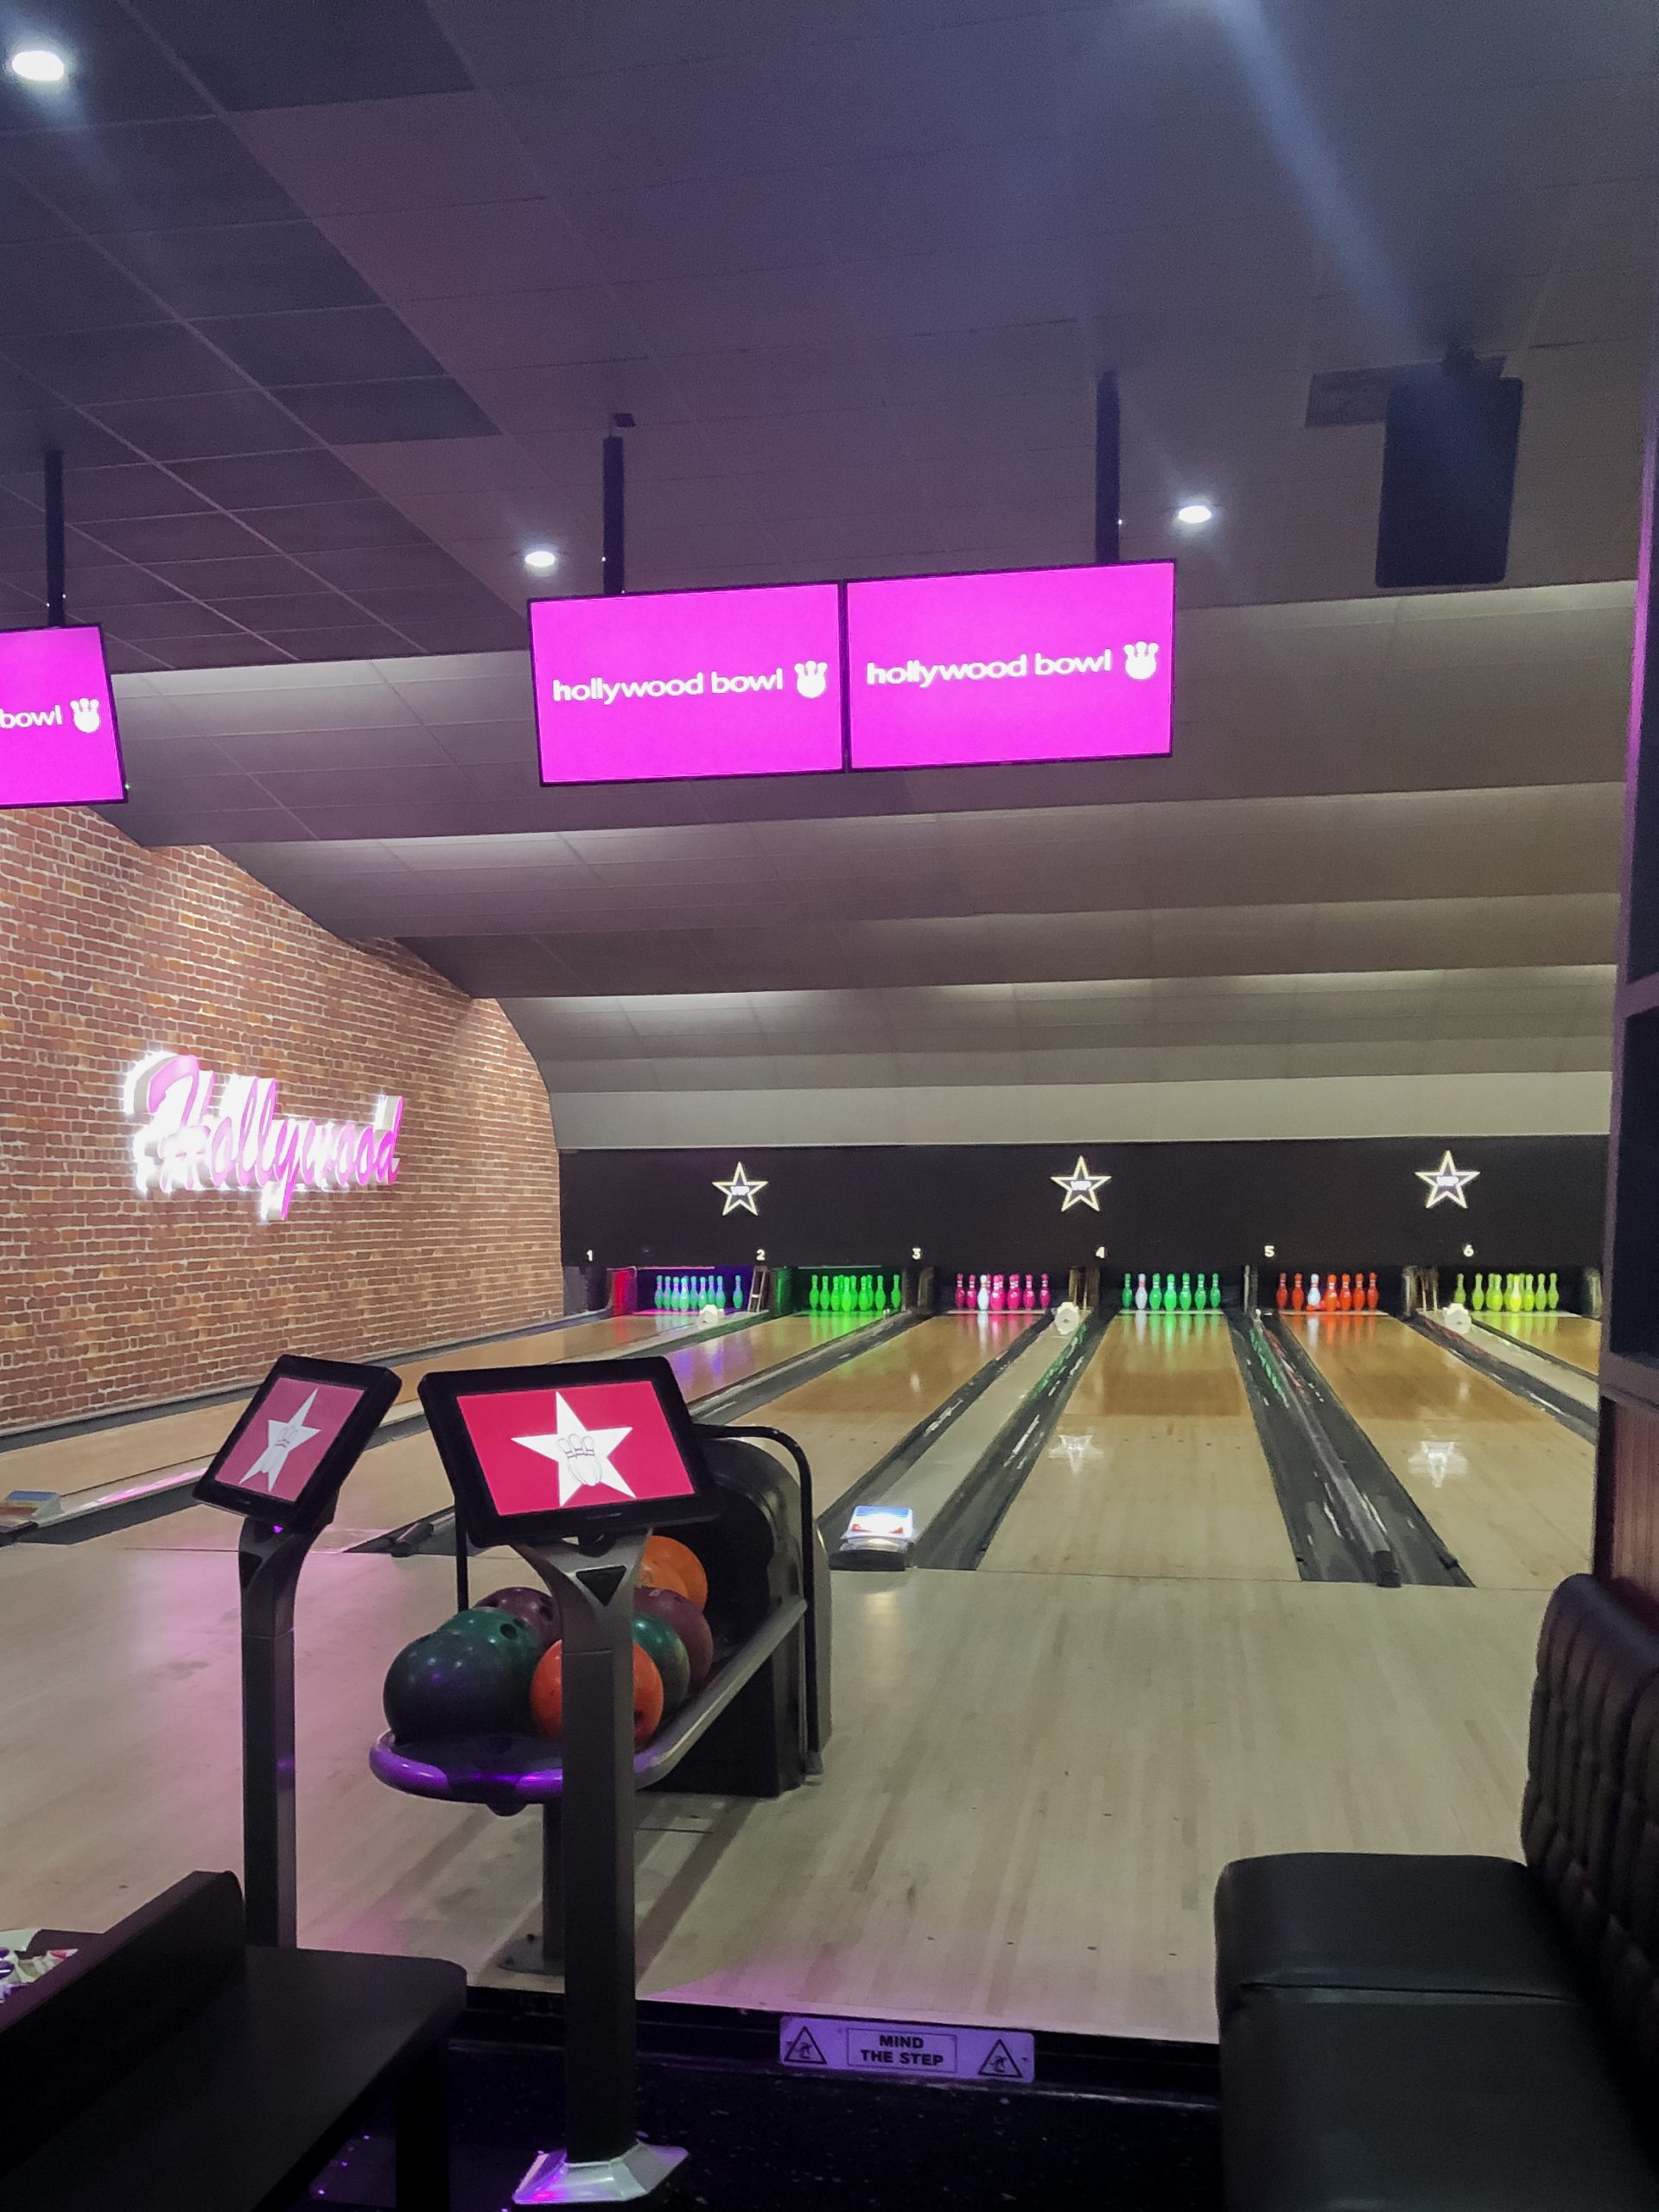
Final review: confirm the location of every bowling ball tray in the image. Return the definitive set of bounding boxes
[371,1594,805,1811]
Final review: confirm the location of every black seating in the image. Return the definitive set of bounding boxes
[1216,1574,1659,2209]
[0,1869,466,2212]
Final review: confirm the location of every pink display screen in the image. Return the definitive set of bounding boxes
[0,625,124,807]
[846,562,1175,770]
[456,1380,700,1518]
[216,1376,368,1505]
[531,583,843,785]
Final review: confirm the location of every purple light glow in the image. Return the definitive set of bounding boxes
[530,583,843,785]
[847,562,1175,770]
[0,625,124,807]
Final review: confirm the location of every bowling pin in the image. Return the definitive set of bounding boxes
[1342,1273,1353,1313]
[1149,1273,1163,1312]
[1548,1272,1560,1310]
[1122,1272,1134,1310]
[1366,1270,1377,1310]
[1452,1274,1465,1308]
[1135,1272,1147,1312]
[1307,1272,1322,1311]
[977,1274,990,1313]
[1291,1273,1304,1312]
[1275,1273,1287,1309]
[1178,1271,1192,1313]
[1040,1273,1052,1309]
[1470,1274,1484,1312]
[1509,1274,1522,1313]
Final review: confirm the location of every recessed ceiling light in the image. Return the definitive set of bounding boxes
[523,547,558,572]
[9,47,67,83]
[1173,500,1215,527]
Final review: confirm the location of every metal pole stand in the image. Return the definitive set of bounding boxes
[512,1532,687,2205]
[237,1518,318,1947]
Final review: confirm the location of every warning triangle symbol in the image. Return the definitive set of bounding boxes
[783,2025,828,2065]
[977,2038,1023,2081]
[576,1565,628,1606]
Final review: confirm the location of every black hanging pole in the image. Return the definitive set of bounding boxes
[1094,372,1120,564]
[601,411,632,597]
[43,446,66,624]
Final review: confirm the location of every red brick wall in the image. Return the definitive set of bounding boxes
[0,806,562,1429]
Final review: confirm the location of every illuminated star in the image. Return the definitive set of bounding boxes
[1415,1150,1479,1209]
[714,1160,767,1217]
[514,1393,634,1508]
[238,1389,321,1491]
[1052,1155,1110,1212]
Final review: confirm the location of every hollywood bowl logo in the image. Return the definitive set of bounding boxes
[0,694,102,730]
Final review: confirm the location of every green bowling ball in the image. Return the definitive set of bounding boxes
[632,1611,690,1714]
[439,1607,543,1699]
[383,1629,524,1744]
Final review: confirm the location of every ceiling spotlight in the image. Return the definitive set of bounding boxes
[1173,500,1215,527]
[523,547,558,572]
[9,47,67,83]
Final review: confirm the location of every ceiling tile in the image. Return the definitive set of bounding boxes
[318,200,594,301]
[273,376,497,443]
[195,303,445,386]
[0,240,164,335]
[92,386,315,459]
[3,118,298,233]
[3,321,248,404]
[0,7,204,130]
[67,464,211,521]
[88,509,269,563]
[261,622,416,660]
[233,91,546,215]
[173,447,367,509]
[251,499,429,554]
[109,599,243,640]
[106,221,376,318]
[132,0,473,110]
[302,541,478,592]
[148,551,334,597]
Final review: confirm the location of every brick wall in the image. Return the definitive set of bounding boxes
[0,806,562,1429]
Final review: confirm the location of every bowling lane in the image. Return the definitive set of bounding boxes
[1476,1311,1601,1377]
[1287,1313,1592,1588]
[756,1312,1034,1519]
[981,1312,1299,1580]
[96,1313,853,1553]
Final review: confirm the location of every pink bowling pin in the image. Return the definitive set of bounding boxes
[991,1273,1005,1311]
[955,1272,965,1308]
[1039,1274,1051,1308]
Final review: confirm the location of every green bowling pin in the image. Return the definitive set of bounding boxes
[1452,1273,1466,1307]
[1122,1273,1134,1309]
[1149,1272,1163,1313]
[891,1275,902,1309]
[1548,1272,1560,1310]
[1179,1272,1192,1312]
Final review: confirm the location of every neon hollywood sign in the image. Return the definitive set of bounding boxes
[122,1051,404,1223]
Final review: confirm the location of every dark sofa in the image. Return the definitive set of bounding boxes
[1215,1574,1659,2209]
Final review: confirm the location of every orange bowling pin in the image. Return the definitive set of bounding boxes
[1291,1272,1305,1312]
[1366,1270,1378,1310]
[1274,1272,1288,1309]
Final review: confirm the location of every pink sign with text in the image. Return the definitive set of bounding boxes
[456,1380,700,1518]
[218,1376,369,1505]
[530,582,843,784]
[0,625,124,807]
[846,562,1174,770]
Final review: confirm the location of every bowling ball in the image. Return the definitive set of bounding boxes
[478,1584,561,1650]
[384,1630,524,1744]
[440,1606,542,1697]
[529,1640,665,1747]
[642,1534,709,1610]
[632,1611,690,1713]
[635,1586,714,1692]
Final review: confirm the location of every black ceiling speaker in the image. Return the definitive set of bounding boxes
[1375,356,1523,589]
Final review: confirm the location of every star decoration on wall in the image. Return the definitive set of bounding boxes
[237,1389,321,1491]
[714,1161,767,1216]
[514,1393,634,1508]
[1415,1150,1480,1209]
[1052,1155,1110,1212]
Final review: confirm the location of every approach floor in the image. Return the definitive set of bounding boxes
[1285,1311,1592,1587]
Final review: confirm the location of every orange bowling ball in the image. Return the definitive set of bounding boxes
[642,1535,709,1611]
[529,1641,665,1747]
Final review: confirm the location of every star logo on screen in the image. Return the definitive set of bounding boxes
[513,1393,635,1507]
[238,1389,321,1491]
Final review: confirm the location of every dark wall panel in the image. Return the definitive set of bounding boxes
[561,1137,1606,1274]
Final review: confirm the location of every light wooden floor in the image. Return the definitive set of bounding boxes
[1478,1311,1602,1377]
[0,1310,686,1506]
[751,1313,1031,1519]
[0,1539,1543,2044]
[95,1313,868,1554]
[982,1313,1298,1581]
[1287,1313,1592,1589]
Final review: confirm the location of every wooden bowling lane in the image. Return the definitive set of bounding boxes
[1476,1310,1602,1378]
[756,1313,1033,1520]
[93,1313,860,1554]
[980,1312,1299,1581]
[1286,1313,1592,1589]
[0,1308,684,1514]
